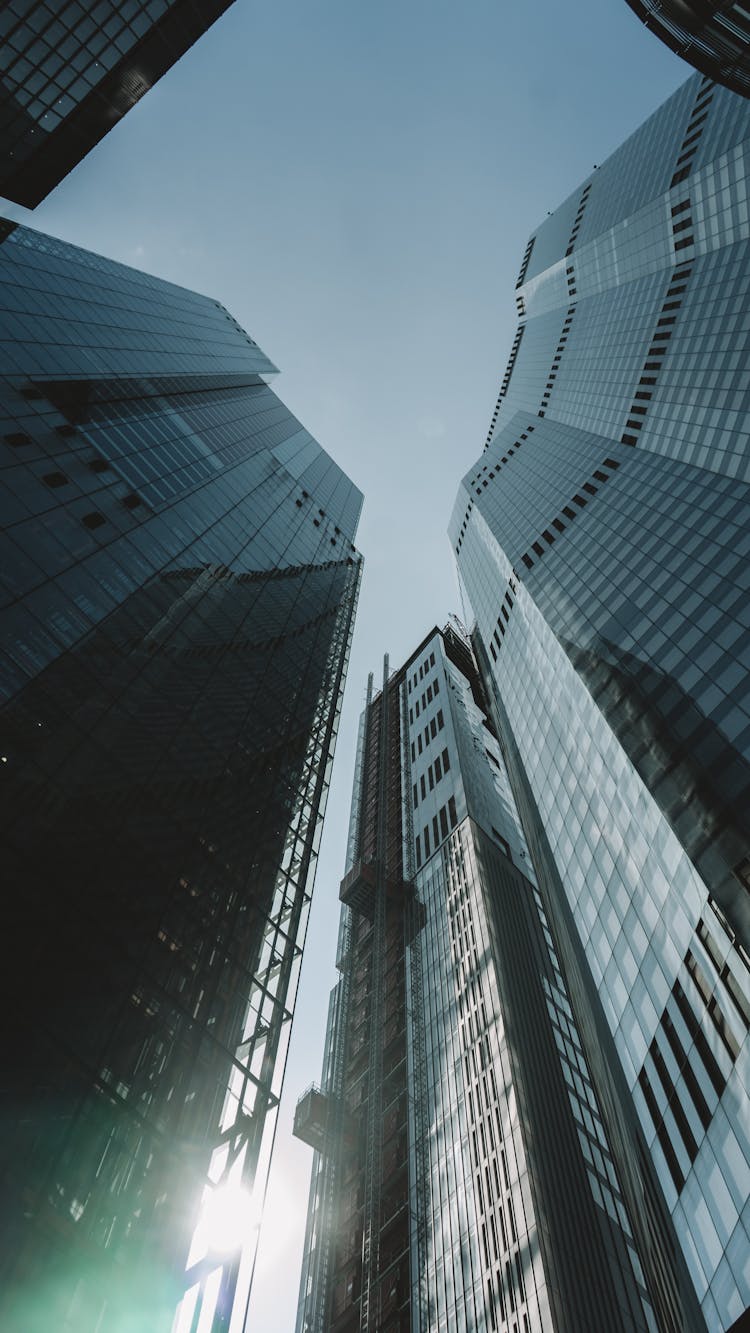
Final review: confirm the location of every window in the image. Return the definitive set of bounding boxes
[423,825,430,857]
[413,783,418,809]
[409,708,413,724]
[424,726,430,747]
[434,755,442,782]
[82,512,105,529]
[428,767,434,791]
[418,735,423,755]
[437,710,444,731]
[415,701,420,717]
[430,652,435,667]
[439,807,449,839]
[433,678,440,695]
[492,828,511,861]
[415,835,421,868]
[411,742,415,762]
[442,748,450,772]
[448,796,457,828]
[420,775,426,800]
[430,718,437,739]
[433,815,440,846]
[43,472,68,488]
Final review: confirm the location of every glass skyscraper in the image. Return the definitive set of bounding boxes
[450,71,750,1331]
[625,2,750,98]
[293,624,704,1333]
[0,219,362,1333]
[0,0,235,207]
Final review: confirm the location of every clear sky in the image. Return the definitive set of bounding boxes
[1,2,689,1328]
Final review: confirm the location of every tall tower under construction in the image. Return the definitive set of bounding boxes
[293,624,705,1332]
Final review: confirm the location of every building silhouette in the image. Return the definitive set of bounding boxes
[625,2,750,97]
[0,219,362,1333]
[294,625,704,1332]
[0,0,235,207]
[450,71,750,1330]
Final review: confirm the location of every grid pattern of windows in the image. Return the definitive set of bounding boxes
[296,628,681,1331]
[0,221,363,1333]
[452,71,750,1331]
[414,823,551,1330]
[0,0,235,205]
[627,1,750,99]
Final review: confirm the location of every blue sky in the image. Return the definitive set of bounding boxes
[2,2,689,1327]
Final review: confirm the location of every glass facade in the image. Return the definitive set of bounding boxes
[0,0,235,207]
[451,71,750,1332]
[0,220,363,1333]
[293,626,701,1331]
[626,1,750,99]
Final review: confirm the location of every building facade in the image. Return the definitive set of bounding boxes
[0,0,235,207]
[293,625,704,1332]
[450,72,750,1331]
[0,219,362,1333]
[626,1,750,98]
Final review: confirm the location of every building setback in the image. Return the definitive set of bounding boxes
[450,72,750,1330]
[294,624,704,1332]
[0,219,362,1333]
[0,0,235,207]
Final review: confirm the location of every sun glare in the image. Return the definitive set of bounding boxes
[201,1183,260,1256]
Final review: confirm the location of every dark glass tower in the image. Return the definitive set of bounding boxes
[451,72,750,1330]
[626,1,750,98]
[0,219,362,1333]
[0,0,235,207]
[293,625,703,1333]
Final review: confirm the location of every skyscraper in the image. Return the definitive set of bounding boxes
[0,218,362,1333]
[625,2,750,98]
[0,0,235,207]
[450,71,750,1330]
[293,624,705,1332]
